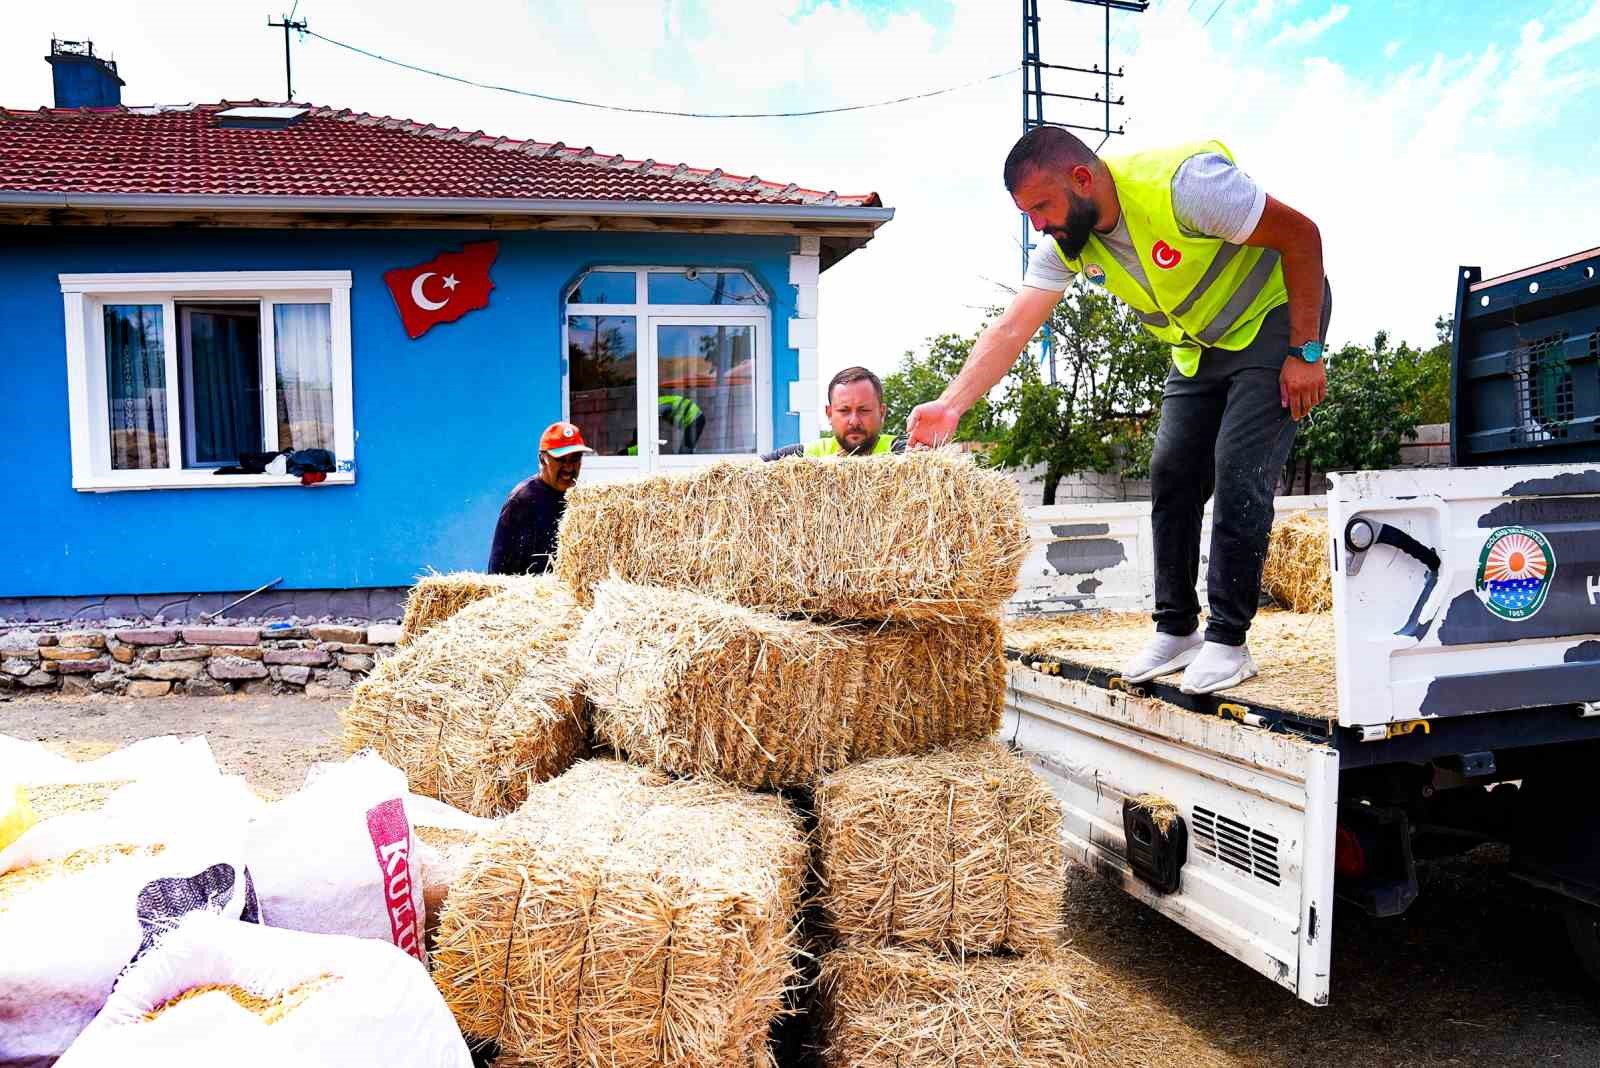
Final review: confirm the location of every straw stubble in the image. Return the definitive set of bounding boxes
[571,580,1006,789]
[429,760,807,1068]
[814,742,1064,955]
[340,578,587,816]
[555,451,1030,622]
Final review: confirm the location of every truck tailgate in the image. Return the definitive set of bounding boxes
[1005,665,1339,1005]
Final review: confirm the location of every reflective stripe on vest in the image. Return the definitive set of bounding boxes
[803,435,896,457]
[1055,139,1290,376]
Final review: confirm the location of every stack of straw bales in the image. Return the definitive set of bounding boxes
[1261,511,1333,613]
[571,580,1005,788]
[811,743,1083,1067]
[555,450,1030,621]
[341,577,587,816]
[430,759,806,1068]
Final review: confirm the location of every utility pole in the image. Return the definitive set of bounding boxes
[266,12,309,102]
[1019,0,1148,381]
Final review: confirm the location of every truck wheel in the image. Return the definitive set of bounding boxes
[1567,904,1600,985]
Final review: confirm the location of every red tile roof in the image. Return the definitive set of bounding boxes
[0,100,883,210]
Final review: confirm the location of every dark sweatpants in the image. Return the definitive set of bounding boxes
[1151,286,1332,646]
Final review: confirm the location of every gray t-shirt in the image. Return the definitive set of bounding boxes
[1021,151,1266,294]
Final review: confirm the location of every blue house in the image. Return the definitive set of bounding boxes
[0,62,892,622]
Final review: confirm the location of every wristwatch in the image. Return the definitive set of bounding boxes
[1292,340,1325,364]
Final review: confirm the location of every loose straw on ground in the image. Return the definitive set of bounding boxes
[818,946,1096,1068]
[430,759,807,1068]
[571,580,1005,789]
[555,450,1030,622]
[815,742,1064,955]
[341,578,587,816]
[1262,511,1333,614]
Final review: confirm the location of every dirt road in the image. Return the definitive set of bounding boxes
[7,693,1599,1066]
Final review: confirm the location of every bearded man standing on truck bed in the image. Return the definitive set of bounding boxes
[908,127,1332,694]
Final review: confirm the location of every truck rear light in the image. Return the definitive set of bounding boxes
[1335,824,1367,878]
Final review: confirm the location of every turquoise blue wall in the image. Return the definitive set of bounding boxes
[3,227,801,597]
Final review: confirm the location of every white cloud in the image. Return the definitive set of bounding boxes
[1383,39,1401,59]
[3,0,1599,433]
[1267,3,1350,47]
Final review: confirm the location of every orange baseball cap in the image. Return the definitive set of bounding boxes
[540,421,594,458]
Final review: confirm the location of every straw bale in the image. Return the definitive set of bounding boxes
[341,578,587,816]
[814,742,1064,954]
[399,571,535,643]
[1261,511,1333,613]
[572,580,1005,789]
[430,759,807,1068]
[818,947,1095,1068]
[554,451,1029,622]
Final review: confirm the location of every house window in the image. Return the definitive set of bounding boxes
[564,268,771,473]
[61,272,354,491]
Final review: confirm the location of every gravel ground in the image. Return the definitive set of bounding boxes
[7,693,1600,1066]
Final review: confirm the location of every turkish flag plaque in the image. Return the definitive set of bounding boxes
[384,241,499,339]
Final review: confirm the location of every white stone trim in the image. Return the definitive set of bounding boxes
[787,241,821,426]
[59,270,356,492]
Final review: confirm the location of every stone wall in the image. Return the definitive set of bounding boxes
[0,622,403,699]
[1397,422,1452,467]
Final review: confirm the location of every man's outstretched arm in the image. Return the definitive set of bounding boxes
[906,286,1060,446]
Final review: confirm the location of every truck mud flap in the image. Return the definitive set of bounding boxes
[1005,665,1339,1006]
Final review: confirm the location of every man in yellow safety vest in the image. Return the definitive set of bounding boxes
[763,366,904,461]
[908,127,1331,695]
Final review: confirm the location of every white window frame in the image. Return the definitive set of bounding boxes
[59,271,355,492]
[562,267,772,478]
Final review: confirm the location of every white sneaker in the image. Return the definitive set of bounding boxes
[1122,631,1204,684]
[1179,642,1258,695]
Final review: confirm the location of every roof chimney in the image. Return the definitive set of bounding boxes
[46,38,125,108]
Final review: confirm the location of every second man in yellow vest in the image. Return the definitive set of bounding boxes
[764,366,903,461]
[908,127,1331,695]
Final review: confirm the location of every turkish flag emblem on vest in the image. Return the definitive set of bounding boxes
[384,241,499,339]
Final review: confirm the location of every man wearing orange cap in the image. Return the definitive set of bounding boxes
[487,421,595,575]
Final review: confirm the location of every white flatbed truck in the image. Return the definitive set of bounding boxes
[1001,248,1600,1005]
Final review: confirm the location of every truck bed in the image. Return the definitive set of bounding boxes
[1005,609,1337,721]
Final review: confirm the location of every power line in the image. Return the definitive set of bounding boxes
[302,29,1018,119]
[1202,0,1230,29]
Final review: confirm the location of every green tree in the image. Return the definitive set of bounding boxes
[1284,330,1428,492]
[1414,315,1453,425]
[881,329,1003,443]
[986,283,1169,504]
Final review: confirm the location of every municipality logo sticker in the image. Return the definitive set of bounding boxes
[1083,263,1107,287]
[1475,525,1555,621]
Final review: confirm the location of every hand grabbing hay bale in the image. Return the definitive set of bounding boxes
[429,759,807,1068]
[341,578,587,816]
[400,571,536,643]
[1261,511,1333,613]
[555,450,1030,622]
[818,947,1094,1068]
[571,580,1005,789]
[814,742,1064,955]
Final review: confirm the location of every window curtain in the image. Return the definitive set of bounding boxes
[181,305,262,467]
[103,304,169,470]
[273,304,335,452]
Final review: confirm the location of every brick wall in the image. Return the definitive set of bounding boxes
[1397,422,1452,467]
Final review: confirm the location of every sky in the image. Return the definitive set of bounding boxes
[6,0,1600,415]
